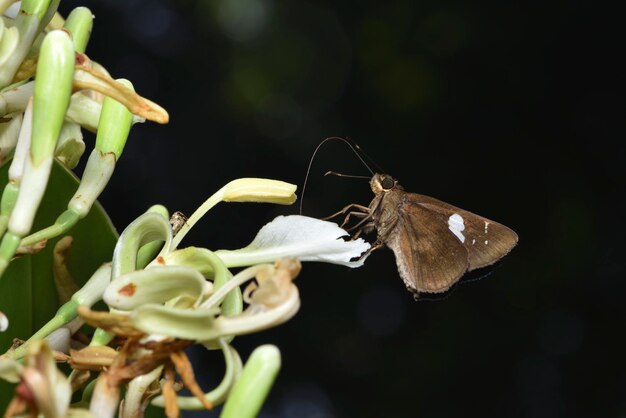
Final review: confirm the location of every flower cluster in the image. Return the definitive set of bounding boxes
[0,2,370,417]
[2,179,371,418]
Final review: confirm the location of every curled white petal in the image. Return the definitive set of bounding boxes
[103,266,207,311]
[215,215,371,268]
[131,286,299,342]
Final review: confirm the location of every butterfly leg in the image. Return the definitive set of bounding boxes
[322,204,370,221]
[351,220,377,239]
[345,214,373,231]
[339,211,370,229]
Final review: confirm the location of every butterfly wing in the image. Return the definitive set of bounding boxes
[385,196,470,294]
[408,193,519,270]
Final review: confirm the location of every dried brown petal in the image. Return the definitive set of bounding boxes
[3,394,29,418]
[69,369,91,393]
[77,306,144,338]
[73,65,169,124]
[53,236,79,304]
[69,346,118,370]
[15,239,47,256]
[52,351,71,363]
[246,258,301,308]
[170,351,212,410]
[163,363,179,418]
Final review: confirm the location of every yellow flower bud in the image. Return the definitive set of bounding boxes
[222,178,297,205]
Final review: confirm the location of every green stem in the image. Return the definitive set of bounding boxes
[0,182,19,237]
[0,232,20,275]
[20,209,80,247]
[8,300,79,360]
[169,186,226,251]
[219,345,281,418]
[7,262,110,359]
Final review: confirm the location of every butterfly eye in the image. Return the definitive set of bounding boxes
[381,177,395,190]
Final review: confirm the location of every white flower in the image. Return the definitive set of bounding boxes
[215,215,371,268]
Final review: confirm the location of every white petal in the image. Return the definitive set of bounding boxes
[215,215,371,268]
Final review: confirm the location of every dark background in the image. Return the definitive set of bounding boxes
[59,1,624,417]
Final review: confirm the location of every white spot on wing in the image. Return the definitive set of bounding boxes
[448,213,465,243]
[485,240,489,245]
[484,221,490,234]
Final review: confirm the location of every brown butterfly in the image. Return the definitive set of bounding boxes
[326,173,518,297]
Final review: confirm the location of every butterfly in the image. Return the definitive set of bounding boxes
[327,173,518,297]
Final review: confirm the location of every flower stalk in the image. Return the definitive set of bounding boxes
[19,80,136,249]
[0,29,74,277]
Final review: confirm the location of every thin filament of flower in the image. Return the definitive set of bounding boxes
[200,264,267,310]
[168,187,225,251]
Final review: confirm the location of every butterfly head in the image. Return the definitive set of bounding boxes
[370,173,398,195]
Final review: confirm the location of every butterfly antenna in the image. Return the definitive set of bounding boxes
[324,171,371,180]
[299,136,374,215]
[350,140,387,174]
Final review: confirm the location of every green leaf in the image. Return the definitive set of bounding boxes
[0,159,118,408]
